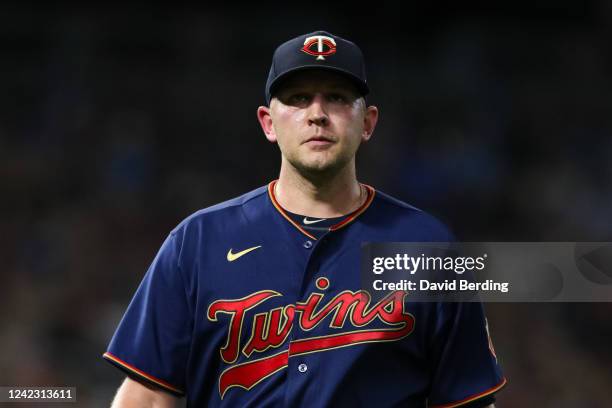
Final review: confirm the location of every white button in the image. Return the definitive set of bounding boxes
[298,363,308,373]
[303,241,313,249]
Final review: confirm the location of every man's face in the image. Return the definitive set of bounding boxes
[258,70,377,176]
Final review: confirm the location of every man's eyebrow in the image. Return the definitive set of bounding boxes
[328,86,357,92]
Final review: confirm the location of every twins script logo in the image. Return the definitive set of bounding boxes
[301,35,337,60]
[207,277,415,398]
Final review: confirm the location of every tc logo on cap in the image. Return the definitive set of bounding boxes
[301,35,337,60]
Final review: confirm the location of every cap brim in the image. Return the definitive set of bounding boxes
[267,65,369,104]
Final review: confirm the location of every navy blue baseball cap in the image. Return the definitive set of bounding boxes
[265,31,369,105]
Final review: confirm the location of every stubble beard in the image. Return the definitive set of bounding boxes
[284,146,358,185]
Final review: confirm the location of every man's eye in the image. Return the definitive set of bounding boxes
[328,94,346,103]
[290,94,309,103]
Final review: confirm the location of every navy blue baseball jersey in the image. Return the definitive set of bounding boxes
[103,181,506,407]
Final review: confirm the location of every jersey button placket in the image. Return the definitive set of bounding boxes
[288,236,327,406]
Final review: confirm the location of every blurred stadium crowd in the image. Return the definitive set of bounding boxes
[1,4,610,407]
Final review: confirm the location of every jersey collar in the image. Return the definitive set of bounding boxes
[267,179,376,240]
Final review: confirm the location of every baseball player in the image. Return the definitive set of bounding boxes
[103,31,506,407]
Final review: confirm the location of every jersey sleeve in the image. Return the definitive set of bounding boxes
[102,231,193,396]
[427,301,506,407]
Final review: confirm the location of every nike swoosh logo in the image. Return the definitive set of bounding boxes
[303,217,326,225]
[227,246,262,262]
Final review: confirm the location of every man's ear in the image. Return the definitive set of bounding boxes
[361,105,379,142]
[257,105,277,143]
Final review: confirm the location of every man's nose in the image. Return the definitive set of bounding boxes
[307,94,329,127]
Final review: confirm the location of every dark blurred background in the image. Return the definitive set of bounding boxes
[1,2,611,407]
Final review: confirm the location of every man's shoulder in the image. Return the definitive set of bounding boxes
[372,189,423,212]
[368,188,455,241]
[171,184,269,234]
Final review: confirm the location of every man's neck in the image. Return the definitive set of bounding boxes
[274,161,363,218]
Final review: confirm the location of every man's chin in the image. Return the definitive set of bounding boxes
[291,158,346,178]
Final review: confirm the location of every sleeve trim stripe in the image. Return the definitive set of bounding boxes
[102,352,185,395]
[430,377,507,408]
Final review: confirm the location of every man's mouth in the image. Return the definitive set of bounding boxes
[303,136,335,147]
